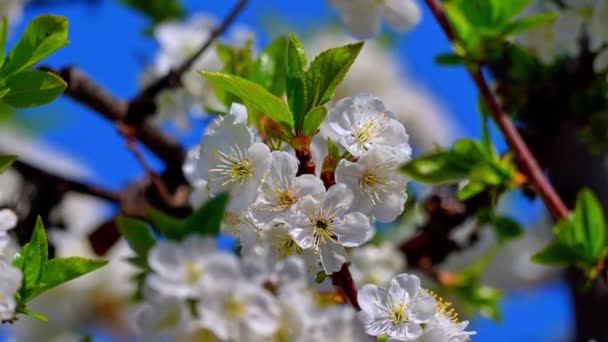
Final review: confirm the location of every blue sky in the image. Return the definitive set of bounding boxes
[5,1,572,340]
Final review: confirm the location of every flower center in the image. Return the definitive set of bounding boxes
[315,219,329,230]
[274,235,303,258]
[360,173,379,188]
[390,303,408,325]
[210,146,254,189]
[224,296,247,319]
[184,261,202,284]
[277,189,297,208]
[354,118,378,147]
[154,309,180,332]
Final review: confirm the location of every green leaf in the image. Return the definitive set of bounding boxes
[0,17,7,66]
[327,137,340,162]
[434,53,467,66]
[303,106,327,136]
[286,33,308,129]
[0,154,16,174]
[145,208,184,240]
[1,15,68,77]
[305,42,364,109]
[13,216,48,297]
[17,306,48,322]
[116,215,156,258]
[30,257,107,300]
[457,180,486,201]
[505,13,558,36]
[402,152,470,184]
[252,36,287,96]
[118,0,183,27]
[214,40,254,108]
[490,215,524,242]
[574,189,607,261]
[531,241,581,266]
[1,70,67,108]
[182,193,230,237]
[198,71,294,128]
[493,0,534,22]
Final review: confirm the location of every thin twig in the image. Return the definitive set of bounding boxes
[423,0,569,220]
[125,0,250,124]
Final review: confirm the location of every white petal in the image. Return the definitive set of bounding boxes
[329,0,383,39]
[295,175,326,199]
[393,273,421,300]
[148,240,182,277]
[0,209,17,232]
[371,188,407,223]
[335,212,372,246]
[383,0,422,32]
[228,102,248,125]
[323,183,354,216]
[357,283,387,316]
[319,238,346,274]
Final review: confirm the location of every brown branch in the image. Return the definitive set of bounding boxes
[8,158,121,204]
[125,0,250,124]
[423,0,569,220]
[46,66,188,182]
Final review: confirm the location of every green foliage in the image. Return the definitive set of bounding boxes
[1,70,67,108]
[199,71,294,128]
[478,210,524,243]
[252,36,288,97]
[532,189,608,278]
[206,33,363,140]
[214,40,255,108]
[0,154,16,173]
[12,217,107,311]
[286,34,308,129]
[0,15,69,109]
[305,41,363,112]
[303,106,328,136]
[440,0,557,64]
[144,193,230,241]
[117,0,183,29]
[402,139,514,197]
[116,215,156,261]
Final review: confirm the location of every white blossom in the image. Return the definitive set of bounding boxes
[328,0,421,39]
[0,209,17,254]
[251,151,325,226]
[358,273,437,341]
[327,94,411,161]
[350,242,406,287]
[196,103,272,211]
[0,260,22,321]
[421,292,475,342]
[146,236,239,298]
[290,183,373,274]
[135,294,190,342]
[197,280,280,340]
[335,147,408,222]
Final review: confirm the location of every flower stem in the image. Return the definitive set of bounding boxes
[423,0,569,220]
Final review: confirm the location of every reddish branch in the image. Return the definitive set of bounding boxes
[125,0,250,124]
[423,0,569,220]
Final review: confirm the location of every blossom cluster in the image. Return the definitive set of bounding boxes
[136,236,367,341]
[518,0,608,72]
[0,209,21,322]
[186,94,410,275]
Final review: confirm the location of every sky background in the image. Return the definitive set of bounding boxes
[4,0,572,340]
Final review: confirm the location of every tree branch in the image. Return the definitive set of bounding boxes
[125,0,250,124]
[423,0,569,220]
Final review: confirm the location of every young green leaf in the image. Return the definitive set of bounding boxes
[145,207,184,240]
[401,152,470,184]
[305,42,364,109]
[116,215,156,258]
[1,15,68,77]
[252,36,287,96]
[17,306,48,322]
[531,241,581,266]
[286,33,308,129]
[13,216,48,296]
[0,17,7,66]
[199,71,294,128]
[504,13,558,36]
[182,192,230,237]
[457,180,486,201]
[574,189,607,261]
[302,106,327,136]
[434,53,467,66]
[490,215,524,242]
[30,257,108,300]
[0,154,16,174]
[1,70,67,108]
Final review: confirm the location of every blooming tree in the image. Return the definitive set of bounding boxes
[0,0,608,341]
